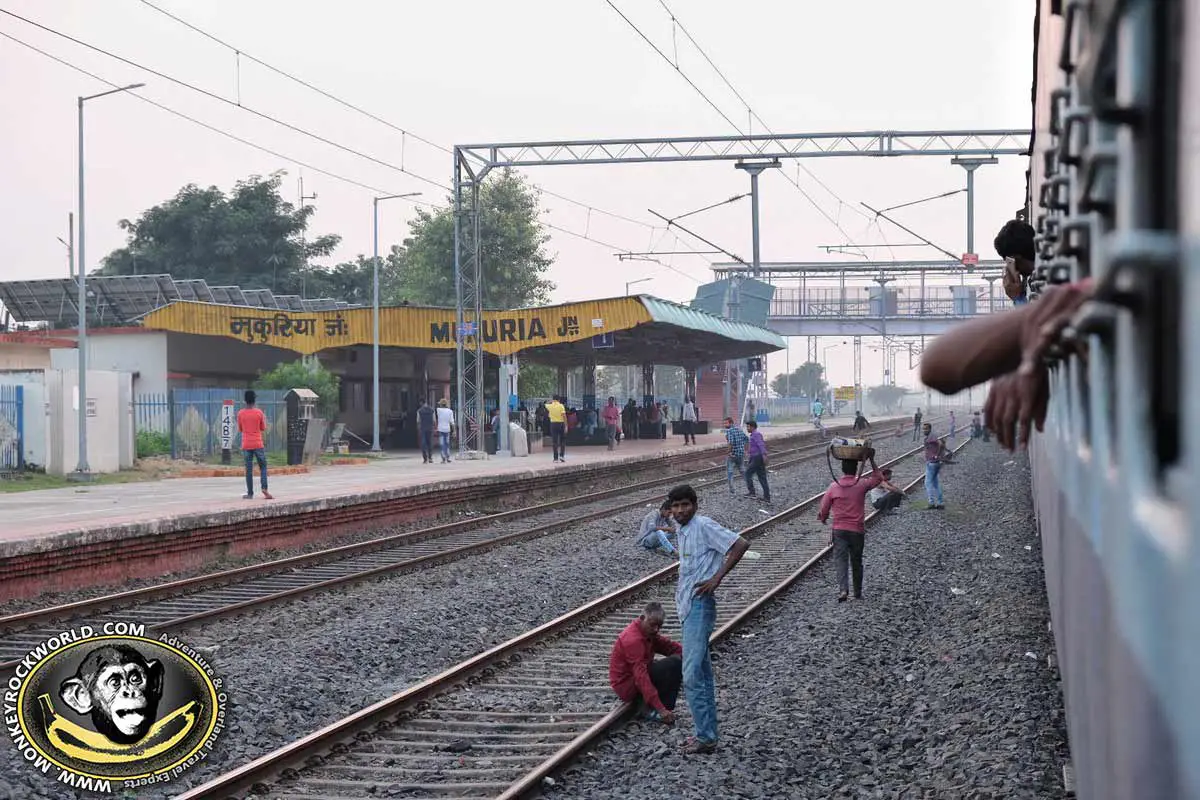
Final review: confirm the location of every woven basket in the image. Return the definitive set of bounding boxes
[829,437,872,461]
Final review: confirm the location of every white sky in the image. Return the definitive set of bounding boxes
[0,0,1033,390]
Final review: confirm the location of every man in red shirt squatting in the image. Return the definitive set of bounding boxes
[818,450,893,602]
[238,390,273,500]
[608,601,683,725]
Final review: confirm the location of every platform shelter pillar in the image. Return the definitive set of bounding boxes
[582,357,597,410]
[641,363,655,407]
[555,366,569,400]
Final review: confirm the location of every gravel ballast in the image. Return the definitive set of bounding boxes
[549,441,1070,799]
[0,434,930,799]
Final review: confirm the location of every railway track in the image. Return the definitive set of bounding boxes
[177,434,971,800]
[0,420,939,670]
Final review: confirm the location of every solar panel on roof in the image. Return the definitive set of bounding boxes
[273,294,306,311]
[241,289,278,309]
[210,286,248,306]
[174,279,214,303]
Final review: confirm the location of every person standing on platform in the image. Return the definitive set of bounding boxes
[660,401,671,439]
[435,399,455,463]
[681,397,698,445]
[603,396,621,450]
[546,395,567,462]
[744,420,771,503]
[417,399,435,464]
[818,451,888,601]
[722,417,748,494]
[238,390,273,500]
[668,484,750,754]
[912,407,923,441]
[609,601,683,724]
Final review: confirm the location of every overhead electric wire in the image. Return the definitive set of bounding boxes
[0,29,430,205]
[0,11,701,275]
[645,0,879,247]
[134,0,704,253]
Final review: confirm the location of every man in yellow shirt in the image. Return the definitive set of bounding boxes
[546,395,567,462]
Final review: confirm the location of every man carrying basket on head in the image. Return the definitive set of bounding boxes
[818,443,897,602]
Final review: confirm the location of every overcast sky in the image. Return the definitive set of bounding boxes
[0,0,1033,391]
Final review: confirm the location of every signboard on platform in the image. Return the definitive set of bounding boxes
[961,253,979,267]
[834,386,857,401]
[591,332,615,349]
[219,400,235,450]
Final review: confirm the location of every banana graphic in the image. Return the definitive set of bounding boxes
[39,695,201,765]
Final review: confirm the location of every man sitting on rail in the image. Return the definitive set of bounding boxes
[818,450,888,602]
[668,484,750,754]
[868,468,905,514]
[608,601,683,725]
[637,500,678,556]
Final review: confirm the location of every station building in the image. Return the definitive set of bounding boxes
[0,275,782,457]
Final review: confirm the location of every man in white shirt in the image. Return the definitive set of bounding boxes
[435,399,455,463]
[681,398,697,445]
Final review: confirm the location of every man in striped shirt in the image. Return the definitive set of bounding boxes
[722,417,748,493]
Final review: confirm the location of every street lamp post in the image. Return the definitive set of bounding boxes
[371,192,422,452]
[73,83,144,481]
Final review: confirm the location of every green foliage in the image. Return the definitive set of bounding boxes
[390,168,555,309]
[135,430,171,459]
[254,358,341,419]
[518,363,557,398]
[867,384,908,412]
[771,361,825,398]
[99,172,341,294]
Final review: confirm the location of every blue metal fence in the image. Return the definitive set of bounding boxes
[169,389,287,458]
[0,385,24,471]
[133,393,171,435]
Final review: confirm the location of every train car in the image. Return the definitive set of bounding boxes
[1025,1,1197,798]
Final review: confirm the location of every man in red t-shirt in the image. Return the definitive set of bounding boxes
[237,390,273,500]
[818,450,898,602]
[608,601,683,724]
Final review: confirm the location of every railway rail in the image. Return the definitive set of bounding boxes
[177,434,970,800]
[0,419,945,671]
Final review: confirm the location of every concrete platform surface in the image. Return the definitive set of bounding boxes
[0,421,868,557]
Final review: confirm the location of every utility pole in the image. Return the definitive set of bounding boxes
[951,156,999,263]
[296,175,317,296]
[732,160,780,419]
[56,212,74,279]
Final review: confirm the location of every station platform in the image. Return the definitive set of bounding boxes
[0,419,892,600]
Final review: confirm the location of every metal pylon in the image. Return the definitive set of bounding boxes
[852,336,863,411]
[806,336,818,363]
[453,148,486,455]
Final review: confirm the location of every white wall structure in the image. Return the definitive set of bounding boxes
[45,369,133,475]
[49,331,168,397]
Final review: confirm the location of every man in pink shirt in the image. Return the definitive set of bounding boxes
[602,396,621,451]
[817,451,899,602]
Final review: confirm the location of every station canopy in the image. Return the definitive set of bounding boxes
[0,275,355,326]
[138,294,784,366]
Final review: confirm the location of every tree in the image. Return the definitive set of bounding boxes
[99,172,341,295]
[770,362,825,398]
[518,363,557,398]
[301,251,403,306]
[391,168,555,309]
[254,358,340,419]
[867,384,908,413]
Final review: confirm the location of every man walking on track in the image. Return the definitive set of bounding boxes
[668,484,750,754]
[912,407,923,441]
[417,399,435,464]
[744,420,771,503]
[817,450,890,602]
[722,417,748,493]
[238,390,273,501]
[923,421,947,509]
[546,395,567,462]
[609,601,683,725]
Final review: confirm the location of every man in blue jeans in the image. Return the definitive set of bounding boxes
[721,417,748,493]
[922,421,947,509]
[668,484,750,754]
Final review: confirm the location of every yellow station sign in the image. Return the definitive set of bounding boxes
[141,299,655,357]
